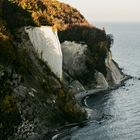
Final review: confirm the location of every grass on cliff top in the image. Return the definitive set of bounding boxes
[2,0,88,30]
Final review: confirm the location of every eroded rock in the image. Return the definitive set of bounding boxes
[105,51,124,85]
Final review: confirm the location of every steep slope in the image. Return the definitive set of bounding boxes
[0,0,124,139]
[0,1,88,139]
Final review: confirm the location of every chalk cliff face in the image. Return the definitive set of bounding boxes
[95,71,109,88]
[61,41,88,77]
[61,41,124,89]
[25,26,63,79]
[0,0,124,139]
[105,51,124,85]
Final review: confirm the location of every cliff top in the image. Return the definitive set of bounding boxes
[1,0,89,30]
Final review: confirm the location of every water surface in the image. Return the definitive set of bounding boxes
[62,23,140,140]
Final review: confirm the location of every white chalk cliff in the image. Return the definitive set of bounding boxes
[95,71,109,89]
[24,27,123,87]
[61,41,124,87]
[105,51,124,85]
[25,26,62,79]
[61,41,88,76]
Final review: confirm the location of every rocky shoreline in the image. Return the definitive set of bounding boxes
[80,75,132,105]
[51,74,132,140]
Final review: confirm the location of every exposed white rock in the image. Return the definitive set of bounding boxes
[95,71,109,89]
[61,41,88,76]
[105,51,124,85]
[25,26,62,79]
[69,80,86,93]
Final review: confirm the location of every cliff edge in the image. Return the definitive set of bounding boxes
[0,0,124,139]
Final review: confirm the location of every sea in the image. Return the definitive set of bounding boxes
[61,22,140,140]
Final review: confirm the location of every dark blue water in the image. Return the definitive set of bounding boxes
[62,23,140,140]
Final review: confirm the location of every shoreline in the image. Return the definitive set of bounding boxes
[51,75,132,139]
[76,75,131,105]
